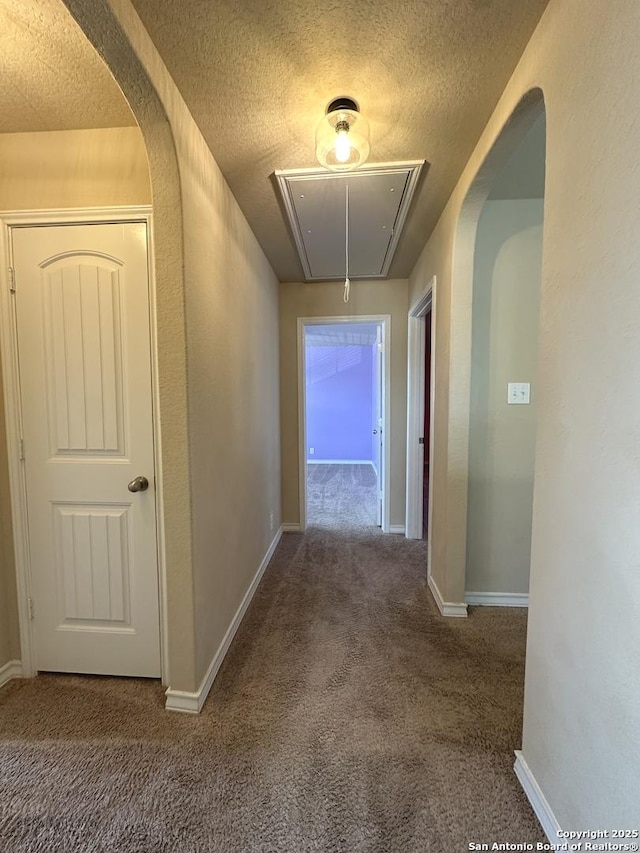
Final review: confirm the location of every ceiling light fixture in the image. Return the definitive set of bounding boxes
[316,97,370,171]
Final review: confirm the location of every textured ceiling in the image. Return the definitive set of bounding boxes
[1,0,549,277]
[0,0,135,133]
[131,0,550,280]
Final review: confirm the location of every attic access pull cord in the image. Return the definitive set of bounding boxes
[344,184,350,303]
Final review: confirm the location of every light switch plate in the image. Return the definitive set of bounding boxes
[507,382,531,404]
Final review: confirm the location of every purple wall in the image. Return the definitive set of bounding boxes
[306,344,374,461]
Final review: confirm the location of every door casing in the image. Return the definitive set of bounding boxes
[405,276,436,578]
[297,314,392,533]
[0,207,169,685]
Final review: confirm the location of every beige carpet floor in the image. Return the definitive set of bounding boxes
[0,522,543,851]
[307,463,378,528]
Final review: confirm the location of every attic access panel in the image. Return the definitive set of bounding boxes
[275,162,424,281]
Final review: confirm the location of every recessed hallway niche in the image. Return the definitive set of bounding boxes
[465,114,546,601]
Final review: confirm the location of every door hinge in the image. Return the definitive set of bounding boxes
[18,438,25,460]
[28,597,35,620]
[8,267,15,293]
[419,437,425,445]
[377,342,383,353]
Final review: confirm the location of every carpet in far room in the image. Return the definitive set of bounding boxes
[306,462,377,528]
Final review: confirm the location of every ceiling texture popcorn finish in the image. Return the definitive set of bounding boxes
[0,0,135,132]
[0,0,549,279]
[130,0,550,281]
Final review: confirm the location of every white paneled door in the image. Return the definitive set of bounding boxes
[12,222,161,677]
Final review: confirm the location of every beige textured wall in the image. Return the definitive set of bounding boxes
[466,199,543,595]
[0,126,152,672]
[280,280,408,528]
[180,133,281,684]
[0,127,151,209]
[409,0,640,828]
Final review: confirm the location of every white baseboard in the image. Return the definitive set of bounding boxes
[165,526,283,714]
[428,575,468,617]
[0,659,22,689]
[307,459,373,465]
[514,751,561,842]
[281,523,302,533]
[388,525,405,535]
[465,591,529,607]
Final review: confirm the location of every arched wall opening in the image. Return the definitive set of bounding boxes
[439,88,546,609]
[0,0,195,692]
[465,113,546,605]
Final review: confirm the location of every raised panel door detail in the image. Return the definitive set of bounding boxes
[13,222,160,677]
[53,504,131,628]
[43,258,125,457]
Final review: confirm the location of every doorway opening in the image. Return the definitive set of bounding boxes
[422,308,432,541]
[405,276,436,553]
[298,316,391,532]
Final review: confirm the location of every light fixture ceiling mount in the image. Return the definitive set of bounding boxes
[316,96,370,172]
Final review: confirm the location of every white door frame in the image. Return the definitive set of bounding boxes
[297,314,392,533]
[0,206,169,685]
[405,276,436,568]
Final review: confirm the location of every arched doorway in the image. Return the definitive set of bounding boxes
[465,113,546,606]
[0,0,192,694]
[408,89,546,615]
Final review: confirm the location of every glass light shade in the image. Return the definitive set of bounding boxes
[316,108,370,171]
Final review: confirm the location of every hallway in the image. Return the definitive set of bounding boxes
[0,526,542,851]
